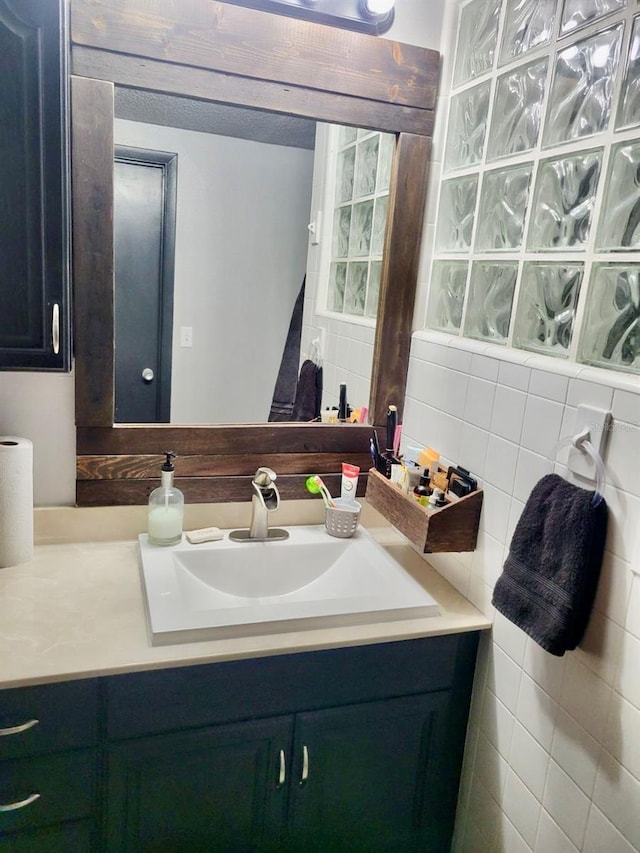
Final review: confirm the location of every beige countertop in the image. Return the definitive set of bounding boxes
[0,502,491,689]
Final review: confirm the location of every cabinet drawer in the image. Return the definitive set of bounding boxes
[0,750,97,834]
[0,680,98,760]
[107,634,479,739]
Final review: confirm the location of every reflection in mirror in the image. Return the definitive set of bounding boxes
[114,145,178,423]
[112,91,394,426]
[113,93,316,425]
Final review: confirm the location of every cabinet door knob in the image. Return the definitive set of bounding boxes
[300,745,309,786]
[0,793,40,812]
[277,749,286,788]
[0,719,39,737]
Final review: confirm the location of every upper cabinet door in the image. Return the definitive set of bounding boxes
[0,0,69,370]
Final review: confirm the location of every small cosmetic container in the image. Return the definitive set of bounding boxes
[412,470,432,506]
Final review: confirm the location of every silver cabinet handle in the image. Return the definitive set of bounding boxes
[0,793,40,812]
[277,749,286,788]
[0,719,39,737]
[300,745,309,786]
[51,303,60,355]
[142,368,154,383]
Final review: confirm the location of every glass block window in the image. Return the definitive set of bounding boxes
[596,139,640,249]
[435,175,479,252]
[486,59,548,161]
[579,264,640,372]
[527,150,602,250]
[512,263,583,355]
[453,0,501,86]
[426,261,468,331]
[560,0,627,35]
[617,14,640,129]
[476,164,532,251]
[326,127,394,319]
[499,0,556,65]
[464,262,517,343]
[445,82,491,170]
[427,0,640,375]
[542,25,623,148]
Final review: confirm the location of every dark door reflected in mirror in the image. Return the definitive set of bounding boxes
[114,146,177,422]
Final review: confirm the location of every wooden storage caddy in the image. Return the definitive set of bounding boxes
[365,468,483,553]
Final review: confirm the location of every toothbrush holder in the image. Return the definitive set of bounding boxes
[325,498,361,538]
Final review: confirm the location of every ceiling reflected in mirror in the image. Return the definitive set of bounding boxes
[115,88,317,148]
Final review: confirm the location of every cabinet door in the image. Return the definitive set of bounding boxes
[288,693,451,853]
[106,717,291,853]
[0,0,69,370]
[0,820,95,853]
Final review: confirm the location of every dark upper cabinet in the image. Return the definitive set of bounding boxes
[0,0,70,370]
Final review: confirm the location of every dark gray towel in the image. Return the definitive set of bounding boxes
[291,359,323,422]
[492,473,608,656]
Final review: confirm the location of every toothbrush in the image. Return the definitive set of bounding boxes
[305,475,336,508]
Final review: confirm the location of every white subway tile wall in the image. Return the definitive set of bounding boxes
[402,329,640,853]
[412,1,640,848]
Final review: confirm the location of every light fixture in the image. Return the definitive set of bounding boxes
[360,0,395,26]
[362,0,395,16]
[223,0,396,35]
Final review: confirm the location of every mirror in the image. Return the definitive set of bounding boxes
[112,88,396,425]
[70,0,439,505]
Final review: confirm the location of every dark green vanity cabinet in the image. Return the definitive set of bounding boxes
[0,0,70,370]
[104,634,479,853]
[0,633,480,852]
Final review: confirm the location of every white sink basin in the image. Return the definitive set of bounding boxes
[138,525,439,646]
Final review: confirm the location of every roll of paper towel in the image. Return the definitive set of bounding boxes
[0,437,34,568]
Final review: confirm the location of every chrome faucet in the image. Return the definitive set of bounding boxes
[229,466,289,542]
[249,466,279,539]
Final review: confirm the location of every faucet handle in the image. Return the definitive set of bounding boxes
[254,466,277,487]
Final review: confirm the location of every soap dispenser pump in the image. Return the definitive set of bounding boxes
[148,451,184,546]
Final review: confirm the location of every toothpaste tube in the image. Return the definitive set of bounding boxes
[341,462,360,503]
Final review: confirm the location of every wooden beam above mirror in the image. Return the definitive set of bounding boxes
[71,0,438,126]
[70,0,439,506]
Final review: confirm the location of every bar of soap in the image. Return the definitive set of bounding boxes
[185,527,224,544]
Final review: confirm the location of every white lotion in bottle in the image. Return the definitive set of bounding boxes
[148,451,184,546]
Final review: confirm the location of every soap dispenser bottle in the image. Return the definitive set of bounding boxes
[148,452,184,546]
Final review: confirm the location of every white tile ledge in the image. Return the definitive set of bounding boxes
[412,330,640,396]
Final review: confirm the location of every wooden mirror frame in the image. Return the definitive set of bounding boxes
[70,0,439,506]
